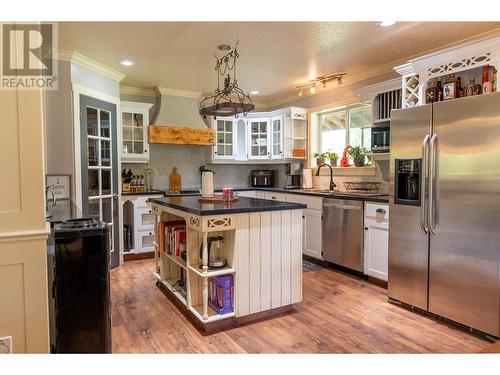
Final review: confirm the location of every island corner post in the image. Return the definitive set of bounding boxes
[148,196,305,332]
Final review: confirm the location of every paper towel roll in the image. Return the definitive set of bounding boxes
[302,169,313,189]
[201,171,214,197]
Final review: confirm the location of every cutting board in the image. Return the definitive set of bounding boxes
[169,167,182,192]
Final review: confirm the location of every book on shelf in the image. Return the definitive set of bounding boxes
[208,275,234,315]
[162,220,185,254]
[173,228,186,257]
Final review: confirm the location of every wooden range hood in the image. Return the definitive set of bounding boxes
[148,125,215,146]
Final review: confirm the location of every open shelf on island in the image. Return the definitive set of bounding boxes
[162,251,187,269]
[154,271,187,306]
[188,264,235,278]
[189,304,236,323]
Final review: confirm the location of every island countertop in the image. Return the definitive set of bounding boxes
[149,195,306,216]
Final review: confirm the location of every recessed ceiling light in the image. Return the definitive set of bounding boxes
[120,59,134,66]
[250,90,259,95]
[379,21,396,27]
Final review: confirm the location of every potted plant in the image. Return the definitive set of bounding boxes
[325,151,339,167]
[313,152,327,166]
[348,146,370,167]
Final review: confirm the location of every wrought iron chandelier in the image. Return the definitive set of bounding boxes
[199,41,255,119]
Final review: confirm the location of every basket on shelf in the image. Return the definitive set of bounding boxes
[343,181,382,193]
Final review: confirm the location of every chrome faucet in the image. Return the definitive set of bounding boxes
[315,163,336,191]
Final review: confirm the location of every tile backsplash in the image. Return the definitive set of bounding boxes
[122,144,289,190]
[122,145,389,192]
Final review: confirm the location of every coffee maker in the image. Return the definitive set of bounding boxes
[284,162,302,190]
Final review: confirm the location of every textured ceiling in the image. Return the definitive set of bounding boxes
[58,22,500,106]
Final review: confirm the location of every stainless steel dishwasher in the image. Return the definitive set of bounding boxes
[322,198,364,272]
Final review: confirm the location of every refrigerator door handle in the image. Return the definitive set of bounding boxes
[420,134,430,234]
[429,133,438,235]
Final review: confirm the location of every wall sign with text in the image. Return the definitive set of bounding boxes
[46,175,71,200]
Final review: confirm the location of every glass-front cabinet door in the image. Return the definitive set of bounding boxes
[271,116,283,159]
[80,95,120,269]
[248,118,270,159]
[120,101,153,163]
[213,118,235,159]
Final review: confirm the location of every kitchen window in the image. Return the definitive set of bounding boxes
[319,103,372,157]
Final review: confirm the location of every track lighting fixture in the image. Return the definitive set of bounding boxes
[296,72,346,96]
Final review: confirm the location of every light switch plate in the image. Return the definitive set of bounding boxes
[0,336,12,354]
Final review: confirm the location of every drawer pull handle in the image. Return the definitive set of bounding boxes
[376,208,386,214]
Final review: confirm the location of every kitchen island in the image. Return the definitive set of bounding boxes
[148,196,306,332]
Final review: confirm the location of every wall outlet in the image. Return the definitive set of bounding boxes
[0,336,12,354]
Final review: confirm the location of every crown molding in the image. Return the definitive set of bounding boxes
[120,85,157,97]
[121,100,154,109]
[394,62,415,76]
[155,86,203,98]
[57,49,125,82]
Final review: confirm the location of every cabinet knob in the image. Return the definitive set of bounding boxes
[145,149,147,153]
[364,227,368,230]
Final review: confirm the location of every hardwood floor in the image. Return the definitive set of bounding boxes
[110,259,490,353]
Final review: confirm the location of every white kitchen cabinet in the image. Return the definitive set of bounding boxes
[271,116,284,160]
[283,107,307,160]
[302,209,323,260]
[363,202,389,281]
[263,192,286,201]
[212,117,235,160]
[284,193,323,260]
[255,191,265,199]
[122,194,162,254]
[237,190,257,198]
[210,107,306,163]
[135,228,155,253]
[248,118,271,160]
[121,101,153,163]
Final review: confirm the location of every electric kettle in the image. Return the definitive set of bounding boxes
[199,235,226,268]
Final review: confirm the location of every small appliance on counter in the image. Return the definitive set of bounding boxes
[284,162,302,189]
[48,217,111,353]
[251,170,274,187]
[200,166,215,197]
[199,235,226,269]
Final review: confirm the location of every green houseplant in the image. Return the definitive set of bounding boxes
[348,146,370,167]
[325,151,339,167]
[313,152,328,166]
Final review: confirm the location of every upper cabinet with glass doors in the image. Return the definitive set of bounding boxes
[120,101,153,163]
[210,107,307,163]
[248,118,271,160]
[213,117,235,159]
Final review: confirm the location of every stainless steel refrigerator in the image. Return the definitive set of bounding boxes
[388,92,500,338]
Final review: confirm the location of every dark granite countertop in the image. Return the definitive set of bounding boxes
[148,196,306,216]
[122,189,165,196]
[141,187,389,204]
[235,187,390,204]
